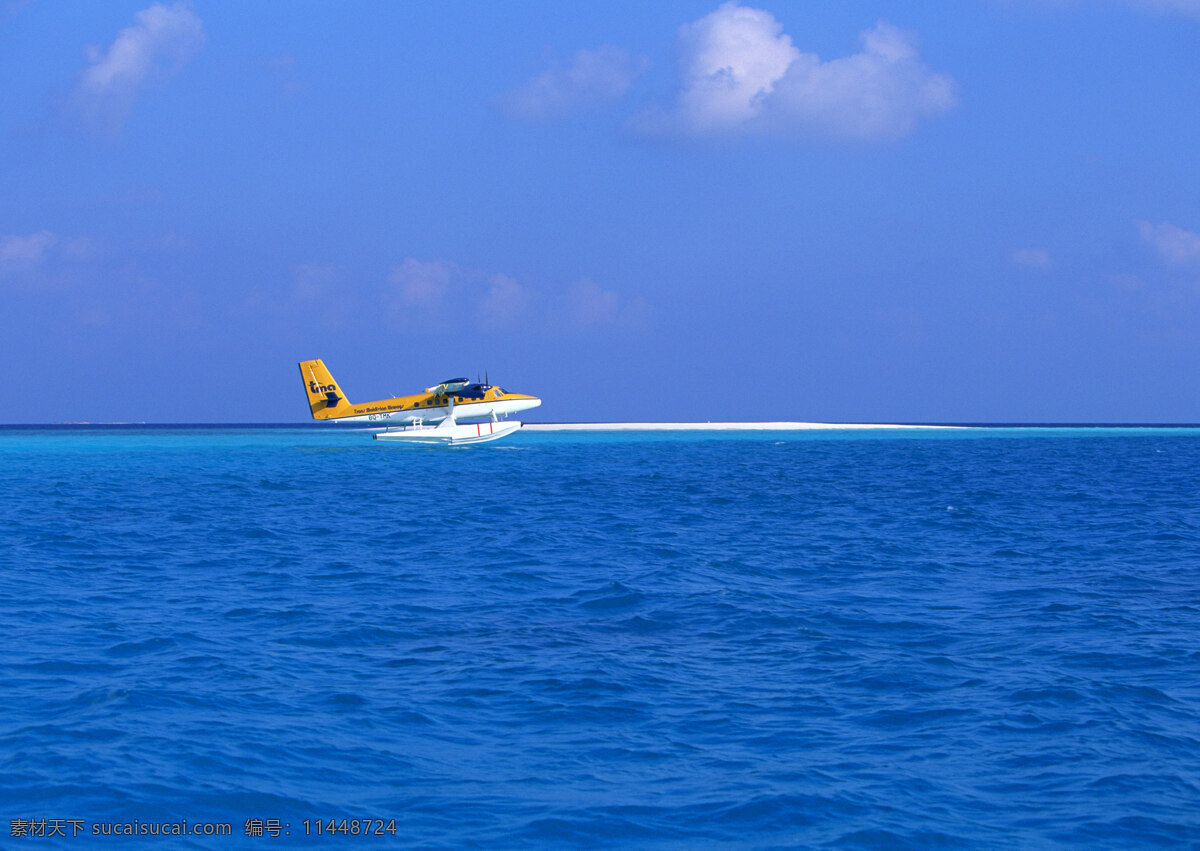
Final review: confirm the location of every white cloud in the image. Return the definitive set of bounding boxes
[638,3,956,141]
[72,2,205,129]
[1012,248,1053,269]
[1138,220,1200,266]
[667,3,801,134]
[500,45,648,119]
[0,230,57,273]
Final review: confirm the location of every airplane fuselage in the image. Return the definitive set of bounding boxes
[335,391,539,425]
[299,360,541,426]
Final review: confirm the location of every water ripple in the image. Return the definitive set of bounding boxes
[2,427,1200,845]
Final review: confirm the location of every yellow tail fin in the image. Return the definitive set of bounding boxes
[298,359,350,419]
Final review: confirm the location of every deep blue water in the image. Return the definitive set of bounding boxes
[3,426,1200,848]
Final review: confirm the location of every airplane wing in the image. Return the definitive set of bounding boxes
[425,377,470,396]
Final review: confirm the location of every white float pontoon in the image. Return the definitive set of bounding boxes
[373,398,521,446]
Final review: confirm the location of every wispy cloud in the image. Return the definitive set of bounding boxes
[0,230,57,274]
[388,258,456,312]
[292,262,337,302]
[234,262,348,328]
[1012,248,1053,270]
[1121,0,1200,19]
[563,279,652,330]
[1138,220,1200,266]
[2,1,32,24]
[499,46,649,119]
[565,278,619,325]
[0,230,103,289]
[260,53,306,98]
[477,274,533,329]
[384,258,650,333]
[1020,0,1200,19]
[71,2,205,131]
[636,3,956,141]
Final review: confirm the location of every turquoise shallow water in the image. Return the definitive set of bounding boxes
[2,426,1200,847]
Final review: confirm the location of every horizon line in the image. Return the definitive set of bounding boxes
[6,421,1200,430]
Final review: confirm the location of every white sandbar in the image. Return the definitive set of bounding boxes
[522,422,964,431]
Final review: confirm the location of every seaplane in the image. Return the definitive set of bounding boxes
[298,359,541,446]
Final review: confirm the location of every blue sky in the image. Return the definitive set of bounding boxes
[2,0,1199,423]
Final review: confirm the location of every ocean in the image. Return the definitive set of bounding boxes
[2,426,1199,847]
